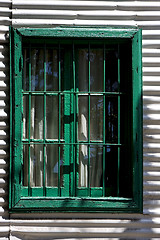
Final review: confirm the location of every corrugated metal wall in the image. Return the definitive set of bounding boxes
[0,0,160,239]
[0,0,11,239]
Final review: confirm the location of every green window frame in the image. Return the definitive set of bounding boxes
[10,27,142,213]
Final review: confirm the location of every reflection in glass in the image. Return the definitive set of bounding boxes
[23,96,29,139]
[46,96,58,139]
[105,146,118,196]
[76,48,88,92]
[90,96,103,141]
[106,97,118,143]
[78,96,88,141]
[60,46,72,91]
[31,49,44,91]
[23,48,29,91]
[105,50,119,92]
[30,96,44,139]
[79,144,88,187]
[30,144,43,187]
[79,145,103,187]
[90,48,103,92]
[90,145,103,187]
[46,49,59,91]
[23,144,29,186]
[46,145,64,187]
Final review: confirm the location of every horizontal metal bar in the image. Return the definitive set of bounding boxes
[23,91,125,95]
[22,141,123,147]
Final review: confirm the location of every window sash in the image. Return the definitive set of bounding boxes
[22,42,130,198]
[10,27,142,212]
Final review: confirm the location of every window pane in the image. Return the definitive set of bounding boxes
[31,96,44,139]
[105,49,119,92]
[90,145,103,187]
[23,95,29,139]
[78,96,88,141]
[60,45,72,91]
[30,144,43,187]
[106,97,118,143]
[76,48,88,92]
[105,146,118,197]
[45,145,64,187]
[46,48,59,91]
[23,48,29,91]
[31,48,44,91]
[46,96,58,139]
[90,96,103,141]
[23,144,29,186]
[90,48,103,92]
[79,144,88,187]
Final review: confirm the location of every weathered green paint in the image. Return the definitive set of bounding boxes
[9,26,12,209]
[18,27,138,39]
[10,27,142,213]
[12,28,23,206]
[11,197,138,213]
[132,29,143,212]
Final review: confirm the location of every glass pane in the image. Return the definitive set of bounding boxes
[30,96,44,139]
[46,48,59,91]
[23,48,29,91]
[46,96,58,139]
[31,48,44,91]
[45,144,64,187]
[30,144,43,187]
[79,144,88,187]
[76,48,88,92]
[90,145,103,187]
[90,48,103,92]
[105,49,119,92]
[23,96,29,139]
[78,96,88,141]
[106,97,118,143]
[90,96,103,141]
[60,45,72,91]
[23,144,29,186]
[105,146,118,197]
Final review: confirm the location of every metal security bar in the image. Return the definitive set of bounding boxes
[22,42,124,198]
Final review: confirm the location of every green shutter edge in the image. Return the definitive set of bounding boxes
[10,26,143,213]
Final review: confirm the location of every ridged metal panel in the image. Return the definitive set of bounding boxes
[0,0,11,240]
[7,0,160,239]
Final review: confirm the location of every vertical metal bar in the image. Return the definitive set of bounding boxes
[73,43,76,196]
[43,44,46,196]
[117,44,121,197]
[58,43,61,196]
[28,44,31,196]
[88,43,91,196]
[103,44,106,197]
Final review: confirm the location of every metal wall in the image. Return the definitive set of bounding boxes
[1,0,160,239]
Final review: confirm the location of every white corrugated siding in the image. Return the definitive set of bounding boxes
[0,0,158,239]
[0,0,11,239]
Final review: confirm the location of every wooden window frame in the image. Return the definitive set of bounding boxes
[10,27,143,213]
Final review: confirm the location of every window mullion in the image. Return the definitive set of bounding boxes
[63,47,71,197]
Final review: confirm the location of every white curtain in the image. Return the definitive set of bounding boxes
[78,48,103,188]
